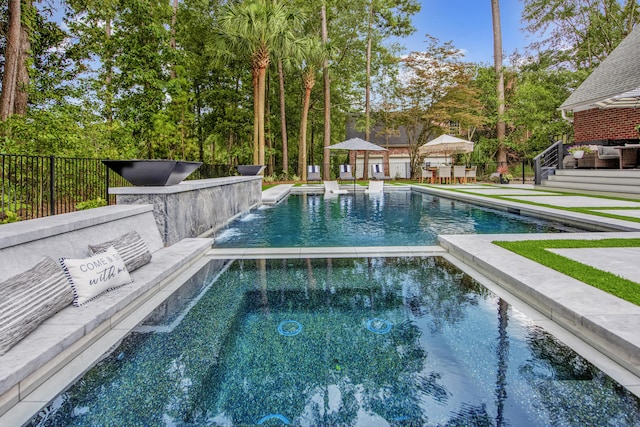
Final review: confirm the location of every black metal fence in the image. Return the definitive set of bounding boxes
[0,154,227,222]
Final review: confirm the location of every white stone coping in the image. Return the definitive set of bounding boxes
[0,237,213,417]
[411,184,640,232]
[109,176,261,195]
[438,232,640,380]
[0,204,154,250]
[262,184,294,204]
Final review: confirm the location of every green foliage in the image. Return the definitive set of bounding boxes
[1,211,20,224]
[522,0,637,71]
[76,197,107,211]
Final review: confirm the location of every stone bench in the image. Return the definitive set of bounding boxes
[0,205,212,418]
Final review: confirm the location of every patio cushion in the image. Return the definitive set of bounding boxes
[0,257,73,356]
[89,231,152,272]
[598,146,620,159]
[60,246,132,306]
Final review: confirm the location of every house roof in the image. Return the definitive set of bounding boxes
[346,118,413,147]
[559,25,640,112]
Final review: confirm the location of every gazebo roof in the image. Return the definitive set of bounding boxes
[559,25,640,113]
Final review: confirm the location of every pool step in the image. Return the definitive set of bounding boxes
[206,246,446,259]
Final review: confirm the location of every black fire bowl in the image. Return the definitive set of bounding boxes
[103,160,203,186]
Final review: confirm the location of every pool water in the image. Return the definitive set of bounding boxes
[31,257,640,426]
[214,192,580,248]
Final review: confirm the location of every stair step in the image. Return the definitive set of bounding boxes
[541,180,640,194]
[554,168,640,178]
[548,175,640,186]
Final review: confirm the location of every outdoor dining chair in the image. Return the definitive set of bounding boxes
[436,165,451,184]
[453,165,466,184]
[465,165,477,183]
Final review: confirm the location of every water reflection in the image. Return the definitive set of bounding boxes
[30,257,640,427]
[214,193,580,248]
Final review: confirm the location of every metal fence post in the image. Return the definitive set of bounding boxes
[105,165,110,205]
[49,156,55,216]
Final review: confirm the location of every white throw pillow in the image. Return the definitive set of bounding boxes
[60,246,132,306]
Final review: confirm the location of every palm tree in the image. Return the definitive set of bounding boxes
[298,39,325,182]
[218,0,304,168]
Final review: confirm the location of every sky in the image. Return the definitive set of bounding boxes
[400,0,532,64]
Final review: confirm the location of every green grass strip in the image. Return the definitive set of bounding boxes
[494,238,640,306]
[432,186,640,224]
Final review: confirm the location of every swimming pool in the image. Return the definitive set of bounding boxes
[214,192,580,248]
[31,257,640,426]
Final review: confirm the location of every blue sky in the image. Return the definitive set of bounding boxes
[400,0,531,64]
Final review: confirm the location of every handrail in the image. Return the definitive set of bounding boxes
[533,140,565,185]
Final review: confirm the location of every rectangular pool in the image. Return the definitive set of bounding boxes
[214,193,582,248]
[30,257,640,426]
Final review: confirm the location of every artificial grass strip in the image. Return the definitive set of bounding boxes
[494,238,640,306]
[434,187,640,224]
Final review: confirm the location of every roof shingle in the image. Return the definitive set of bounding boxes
[560,25,640,112]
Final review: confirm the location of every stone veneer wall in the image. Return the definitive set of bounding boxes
[111,176,262,246]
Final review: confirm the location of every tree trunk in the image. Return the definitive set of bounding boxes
[363,2,374,180]
[14,4,31,116]
[278,60,289,175]
[252,69,260,164]
[299,72,314,182]
[258,66,267,168]
[170,0,178,79]
[491,0,507,166]
[196,81,204,162]
[298,87,312,181]
[105,18,114,125]
[0,0,22,121]
[321,3,331,180]
[266,75,274,176]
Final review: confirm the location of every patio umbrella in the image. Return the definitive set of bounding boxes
[328,137,387,192]
[418,134,474,161]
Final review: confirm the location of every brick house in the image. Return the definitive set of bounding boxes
[344,118,454,179]
[559,25,640,145]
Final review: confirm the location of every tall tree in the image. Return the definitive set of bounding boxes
[297,39,324,182]
[219,0,304,168]
[522,0,639,70]
[398,36,482,178]
[321,1,331,180]
[362,0,420,178]
[491,0,507,167]
[0,0,22,120]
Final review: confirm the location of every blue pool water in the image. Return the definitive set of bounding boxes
[214,192,579,247]
[31,258,640,426]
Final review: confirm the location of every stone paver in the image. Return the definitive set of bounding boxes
[462,188,561,196]
[504,195,640,208]
[549,247,640,283]
[598,209,640,219]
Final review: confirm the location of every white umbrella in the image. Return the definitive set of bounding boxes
[419,134,474,157]
[329,137,387,191]
[329,137,388,152]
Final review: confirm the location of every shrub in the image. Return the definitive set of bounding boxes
[76,197,107,210]
[1,211,20,224]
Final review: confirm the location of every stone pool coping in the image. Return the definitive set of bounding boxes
[439,233,640,397]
